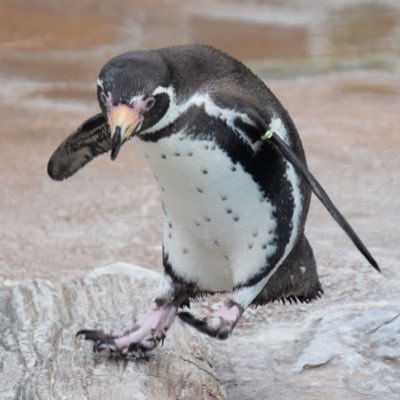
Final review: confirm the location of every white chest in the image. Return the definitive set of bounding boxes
[137,132,278,291]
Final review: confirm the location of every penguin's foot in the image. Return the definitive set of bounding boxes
[178,300,243,339]
[76,298,177,357]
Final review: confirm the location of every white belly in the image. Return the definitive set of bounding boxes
[137,132,278,291]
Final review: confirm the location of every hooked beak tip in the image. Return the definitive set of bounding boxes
[111,126,122,161]
[110,149,119,161]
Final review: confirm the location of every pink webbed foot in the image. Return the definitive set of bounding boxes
[76,298,177,357]
[178,300,243,340]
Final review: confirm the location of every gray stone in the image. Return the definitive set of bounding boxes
[211,294,400,400]
[0,263,225,400]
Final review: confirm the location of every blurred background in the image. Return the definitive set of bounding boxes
[2,0,400,79]
[0,0,399,282]
[1,1,400,398]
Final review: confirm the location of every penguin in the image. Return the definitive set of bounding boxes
[48,44,380,356]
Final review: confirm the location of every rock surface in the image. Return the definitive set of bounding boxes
[0,264,225,400]
[2,262,398,400]
[210,295,400,400]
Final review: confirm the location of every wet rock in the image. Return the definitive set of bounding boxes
[0,263,225,400]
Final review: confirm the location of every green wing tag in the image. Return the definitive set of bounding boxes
[261,130,273,141]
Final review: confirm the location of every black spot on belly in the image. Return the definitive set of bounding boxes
[233,215,240,222]
[187,152,193,156]
[262,243,268,250]
[248,242,254,250]
[204,216,211,222]
[231,166,237,172]
[220,195,228,201]
[197,187,203,193]
[202,169,208,174]
[252,231,258,238]
[226,208,232,214]
[161,154,167,159]
[174,152,181,157]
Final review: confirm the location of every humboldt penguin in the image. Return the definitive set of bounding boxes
[48,44,379,355]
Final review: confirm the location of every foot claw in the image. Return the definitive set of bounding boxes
[76,298,178,358]
[128,342,139,353]
[76,327,163,358]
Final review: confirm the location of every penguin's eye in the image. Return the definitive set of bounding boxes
[144,96,156,111]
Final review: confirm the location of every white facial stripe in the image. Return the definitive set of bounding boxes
[142,86,179,133]
[143,86,260,150]
[96,78,104,90]
[129,94,144,106]
[233,117,303,308]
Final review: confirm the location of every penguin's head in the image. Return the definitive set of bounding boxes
[97,51,171,160]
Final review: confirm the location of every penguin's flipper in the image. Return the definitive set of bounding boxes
[266,131,380,272]
[228,98,380,272]
[47,113,110,181]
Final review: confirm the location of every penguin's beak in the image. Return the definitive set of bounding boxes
[108,105,141,160]
[111,126,122,160]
